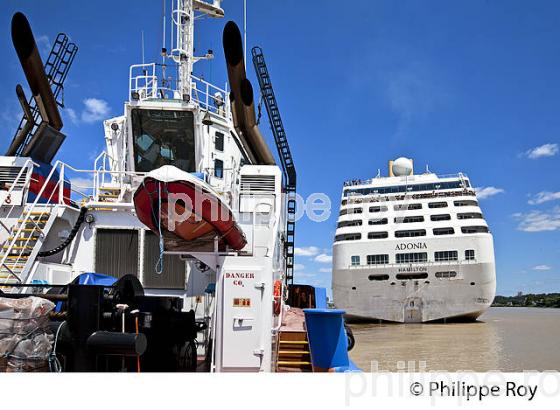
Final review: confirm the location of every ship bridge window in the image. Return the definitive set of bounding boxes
[369,205,388,213]
[335,233,362,241]
[465,249,475,260]
[396,252,428,264]
[457,212,483,220]
[368,218,388,225]
[434,250,458,262]
[454,200,478,207]
[367,254,389,265]
[215,131,224,151]
[395,229,426,238]
[431,214,451,221]
[461,226,489,234]
[428,201,448,208]
[394,203,422,211]
[131,109,195,173]
[337,220,363,228]
[394,215,424,224]
[433,227,455,236]
[368,231,389,239]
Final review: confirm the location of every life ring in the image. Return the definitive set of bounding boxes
[273,280,282,315]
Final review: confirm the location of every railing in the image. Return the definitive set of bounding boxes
[0,160,65,284]
[347,259,479,270]
[128,64,231,120]
[344,172,469,187]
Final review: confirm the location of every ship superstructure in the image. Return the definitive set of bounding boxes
[0,1,303,372]
[332,158,496,322]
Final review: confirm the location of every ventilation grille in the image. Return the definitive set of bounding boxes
[0,166,25,185]
[240,175,276,194]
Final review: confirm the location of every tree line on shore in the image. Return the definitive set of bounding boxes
[492,293,560,308]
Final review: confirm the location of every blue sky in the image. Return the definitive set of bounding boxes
[1,0,559,296]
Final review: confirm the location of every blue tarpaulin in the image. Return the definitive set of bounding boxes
[76,272,117,286]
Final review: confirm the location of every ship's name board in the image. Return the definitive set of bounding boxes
[397,266,428,273]
[395,242,427,251]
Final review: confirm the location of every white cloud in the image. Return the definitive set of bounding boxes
[319,267,331,273]
[69,176,94,189]
[294,246,320,257]
[514,206,560,232]
[293,264,305,271]
[475,186,505,200]
[64,108,79,125]
[35,35,51,55]
[314,253,333,263]
[81,98,110,123]
[525,143,558,159]
[528,191,560,205]
[533,265,552,271]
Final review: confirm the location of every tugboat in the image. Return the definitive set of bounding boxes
[0,1,355,372]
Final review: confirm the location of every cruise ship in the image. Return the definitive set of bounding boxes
[332,157,496,323]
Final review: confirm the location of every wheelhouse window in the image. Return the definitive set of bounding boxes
[335,233,362,241]
[435,250,458,262]
[433,227,455,236]
[396,252,427,264]
[367,254,389,265]
[395,229,426,238]
[215,131,224,151]
[131,109,195,172]
[351,255,360,266]
[394,215,424,224]
[461,226,489,234]
[431,214,451,221]
[454,200,478,207]
[214,159,223,178]
[429,201,448,208]
[465,249,475,260]
[368,231,389,239]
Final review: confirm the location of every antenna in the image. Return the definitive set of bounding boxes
[243,0,247,63]
[141,30,145,64]
[162,0,167,63]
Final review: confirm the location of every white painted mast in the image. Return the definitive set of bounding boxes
[168,0,224,101]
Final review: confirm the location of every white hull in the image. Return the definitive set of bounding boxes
[333,261,495,322]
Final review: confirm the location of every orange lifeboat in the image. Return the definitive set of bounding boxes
[133,165,247,250]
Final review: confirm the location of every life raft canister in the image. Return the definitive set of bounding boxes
[273,280,282,315]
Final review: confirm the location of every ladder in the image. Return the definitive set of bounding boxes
[251,46,297,285]
[0,205,58,288]
[10,33,78,156]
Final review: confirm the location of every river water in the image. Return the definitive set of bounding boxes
[349,307,560,372]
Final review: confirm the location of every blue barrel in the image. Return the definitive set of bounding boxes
[303,308,348,370]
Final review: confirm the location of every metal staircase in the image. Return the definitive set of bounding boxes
[10,33,78,156]
[276,330,312,372]
[0,206,58,287]
[251,46,297,285]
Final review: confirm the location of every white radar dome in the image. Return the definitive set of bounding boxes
[392,157,413,176]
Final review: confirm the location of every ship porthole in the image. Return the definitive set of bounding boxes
[351,286,356,290]
[470,282,476,286]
